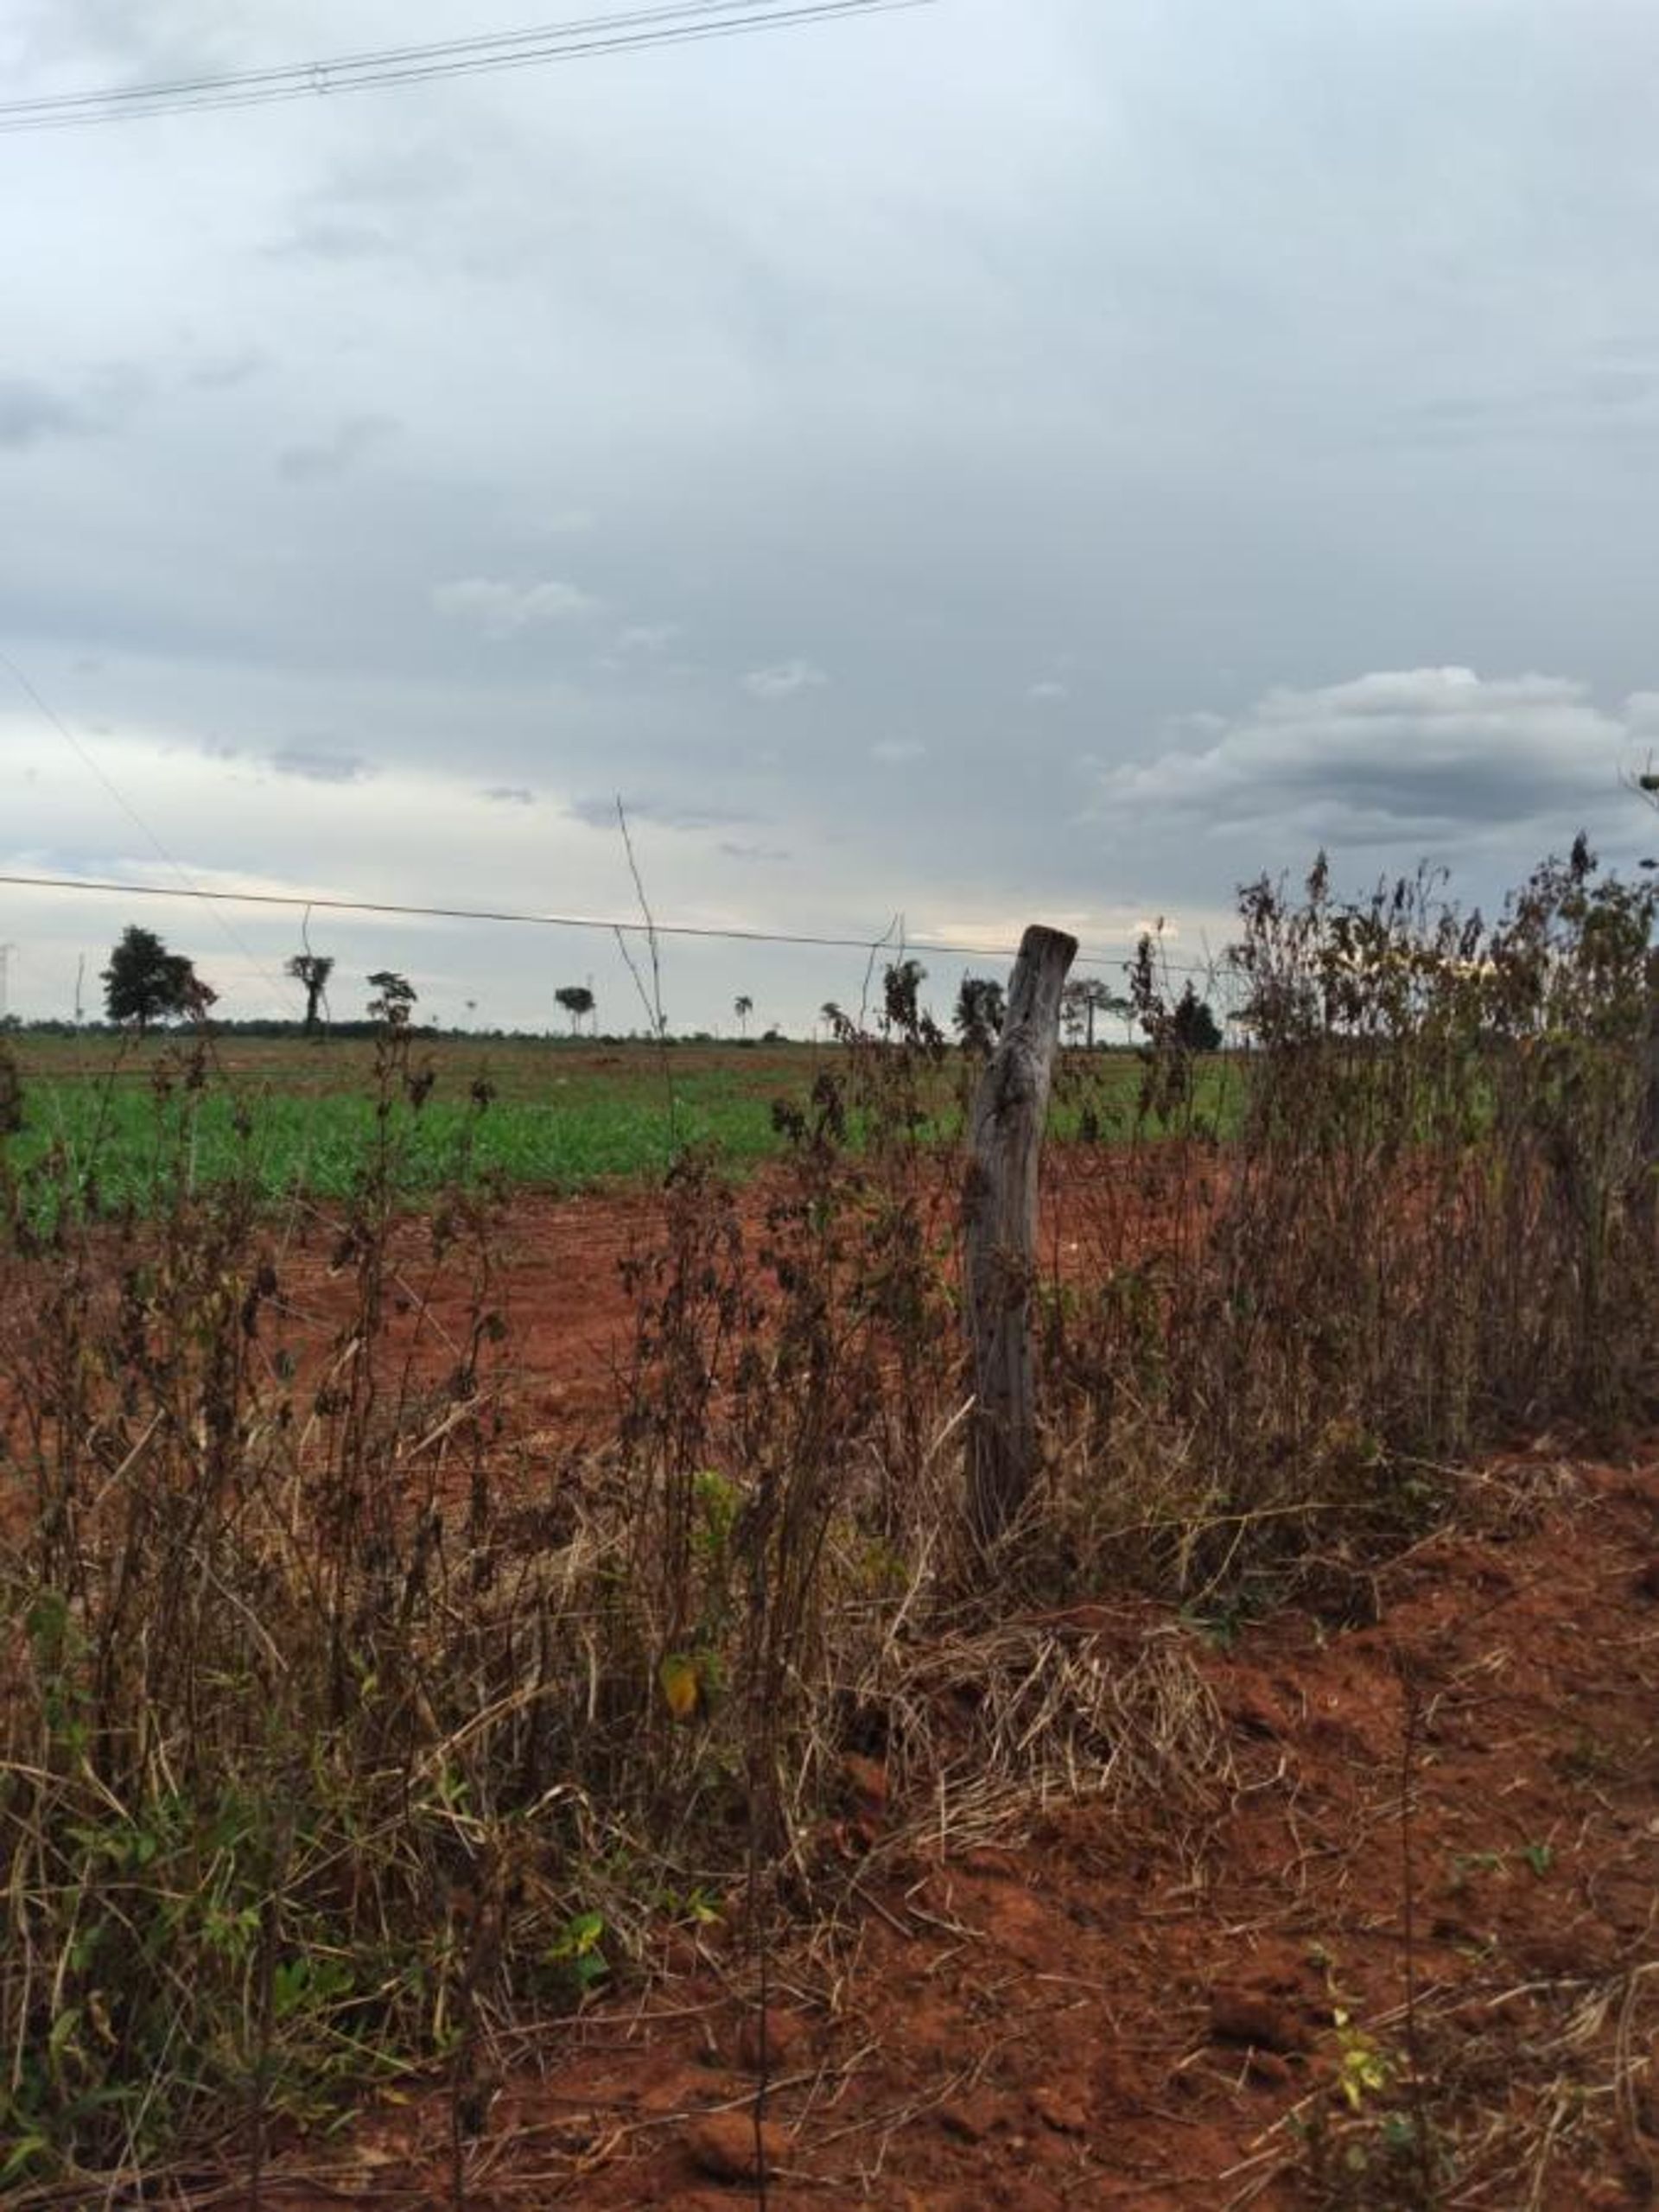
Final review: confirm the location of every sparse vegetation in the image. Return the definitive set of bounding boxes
[365,968,416,1026]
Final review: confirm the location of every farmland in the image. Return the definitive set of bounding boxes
[0,1029,1235,1208]
[1,854,1655,2208]
[3,1033,818,1201]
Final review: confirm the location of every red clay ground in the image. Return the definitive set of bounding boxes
[257,1141,1225,1450]
[4,1174,1652,2206]
[255,1435,1657,2210]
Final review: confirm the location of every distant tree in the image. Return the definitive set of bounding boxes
[173,962,218,1020]
[734,992,753,1039]
[102,925,215,1034]
[821,999,846,1034]
[366,969,417,1027]
[285,951,334,1034]
[1171,982,1224,1053]
[953,975,1006,1053]
[555,984,595,1035]
[1061,976,1129,1050]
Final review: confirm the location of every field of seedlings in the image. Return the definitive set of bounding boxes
[0,1032,1242,1211]
[1,849,1655,2209]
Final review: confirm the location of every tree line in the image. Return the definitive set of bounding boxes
[89,925,1225,1049]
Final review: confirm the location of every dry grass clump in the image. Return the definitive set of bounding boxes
[1034,842,1657,1602]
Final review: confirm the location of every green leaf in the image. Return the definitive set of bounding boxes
[2,2136,50,2183]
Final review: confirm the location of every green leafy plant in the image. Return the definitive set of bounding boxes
[545,1912,609,1995]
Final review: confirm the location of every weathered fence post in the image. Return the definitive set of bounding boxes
[963,923,1078,1559]
[1642,947,1659,1231]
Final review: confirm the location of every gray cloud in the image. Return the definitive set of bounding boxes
[719,839,791,863]
[268,217,397,264]
[0,365,143,448]
[568,793,752,832]
[269,745,376,784]
[277,414,399,484]
[0,378,91,448]
[481,785,535,804]
[1094,669,1636,853]
[188,351,268,391]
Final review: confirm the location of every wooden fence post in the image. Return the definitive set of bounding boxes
[1642,947,1659,1230]
[963,923,1078,1560]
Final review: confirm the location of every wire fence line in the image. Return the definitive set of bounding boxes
[0,865,1252,1040]
[0,870,1229,983]
[0,637,1238,1035]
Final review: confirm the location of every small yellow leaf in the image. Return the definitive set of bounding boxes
[658,1652,700,1721]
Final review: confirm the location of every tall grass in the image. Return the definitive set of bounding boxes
[1034,841,1656,1597]
[0,842,1652,2193]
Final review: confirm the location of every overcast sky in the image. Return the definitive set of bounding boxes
[3,0,1656,1033]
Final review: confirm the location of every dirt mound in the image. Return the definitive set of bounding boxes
[264,1443,1657,2209]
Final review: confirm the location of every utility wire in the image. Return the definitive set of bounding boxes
[0,651,304,1012]
[0,0,934,133]
[1,0,799,108]
[0,870,1222,978]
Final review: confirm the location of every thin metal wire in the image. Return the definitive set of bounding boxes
[0,0,935,134]
[0,872,1219,976]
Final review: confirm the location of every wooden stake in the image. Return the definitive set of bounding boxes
[963,922,1078,1559]
[1641,948,1659,1232]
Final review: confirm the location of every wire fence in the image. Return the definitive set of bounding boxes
[0,868,1249,1039]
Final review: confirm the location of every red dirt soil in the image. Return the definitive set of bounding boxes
[257,1439,1657,2210]
[5,1174,1652,2205]
[260,1141,1225,1450]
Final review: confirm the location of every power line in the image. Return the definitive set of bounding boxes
[0,650,303,1013]
[0,869,1222,977]
[0,0,934,134]
[1,0,792,108]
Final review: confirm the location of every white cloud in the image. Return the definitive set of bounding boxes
[741,660,827,700]
[433,577,601,637]
[1095,668,1633,848]
[1166,709,1227,738]
[1028,679,1070,702]
[870,738,926,764]
[614,623,683,655]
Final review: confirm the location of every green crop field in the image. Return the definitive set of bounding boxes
[0,1031,1237,1212]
